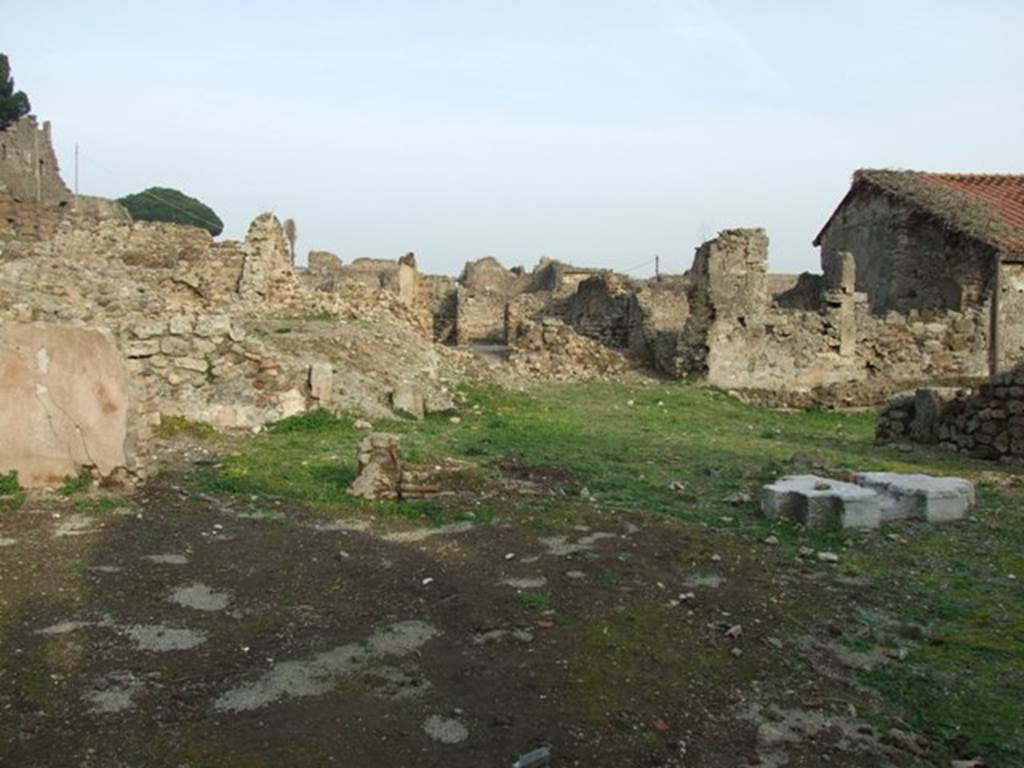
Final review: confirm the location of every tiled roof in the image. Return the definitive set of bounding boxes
[814,170,1024,256]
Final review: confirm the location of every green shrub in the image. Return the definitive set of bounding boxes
[0,470,25,512]
[117,187,224,236]
[60,469,92,496]
[267,409,342,434]
[155,415,221,441]
[0,54,31,130]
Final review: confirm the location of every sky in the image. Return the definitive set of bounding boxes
[5,1,1022,276]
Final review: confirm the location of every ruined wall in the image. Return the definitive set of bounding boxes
[817,185,995,314]
[622,276,690,369]
[452,258,534,344]
[773,272,824,311]
[460,257,527,294]
[995,260,1024,371]
[0,117,72,240]
[338,258,403,293]
[300,250,345,289]
[455,286,509,344]
[0,210,461,453]
[563,274,633,347]
[675,228,769,378]
[421,274,459,343]
[669,229,989,404]
[504,292,549,344]
[70,195,132,223]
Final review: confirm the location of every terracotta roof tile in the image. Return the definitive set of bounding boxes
[814,170,1024,255]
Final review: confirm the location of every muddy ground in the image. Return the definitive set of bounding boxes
[0,444,960,768]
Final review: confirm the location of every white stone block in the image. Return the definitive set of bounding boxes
[761,475,881,529]
[854,472,975,523]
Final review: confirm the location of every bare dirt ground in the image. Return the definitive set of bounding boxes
[1,451,946,767]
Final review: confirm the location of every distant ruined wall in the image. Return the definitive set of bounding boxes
[626,276,690,369]
[452,258,533,344]
[0,211,370,444]
[675,228,769,379]
[772,272,824,311]
[563,274,633,347]
[668,228,989,403]
[0,117,72,240]
[817,185,995,315]
[455,287,508,344]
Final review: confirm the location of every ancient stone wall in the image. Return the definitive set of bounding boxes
[877,364,1024,460]
[331,260,419,305]
[994,260,1024,371]
[773,272,824,311]
[666,229,990,404]
[563,274,633,347]
[504,292,549,345]
[0,209,461,459]
[70,195,132,223]
[449,258,532,344]
[455,286,509,344]
[817,185,995,314]
[0,117,72,240]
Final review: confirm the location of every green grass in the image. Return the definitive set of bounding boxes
[518,592,553,611]
[59,469,92,496]
[601,569,624,586]
[156,415,222,442]
[274,310,339,322]
[183,381,1024,762]
[0,470,25,512]
[73,497,130,515]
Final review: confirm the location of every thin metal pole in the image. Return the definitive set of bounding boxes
[74,143,79,196]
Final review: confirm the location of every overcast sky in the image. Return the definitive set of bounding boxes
[6,1,1022,276]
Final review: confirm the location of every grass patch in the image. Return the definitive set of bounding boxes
[267,408,342,434]
[0,470,26,512]
[156,416,221,442]
[180,380,1024,763]
[601,569,624,586]
[518,592,553,611]
[59,469,92,496]
[73,497,130,515]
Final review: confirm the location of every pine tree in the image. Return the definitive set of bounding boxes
[0,54,31,130]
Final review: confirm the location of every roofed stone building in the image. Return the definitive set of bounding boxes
[814,170,1024,372]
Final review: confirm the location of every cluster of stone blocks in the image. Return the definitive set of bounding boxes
[878,365,1024,460]
[761,472,975,529]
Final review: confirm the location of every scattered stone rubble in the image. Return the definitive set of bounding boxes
[507,318,631,381]
[761,472,975,528]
